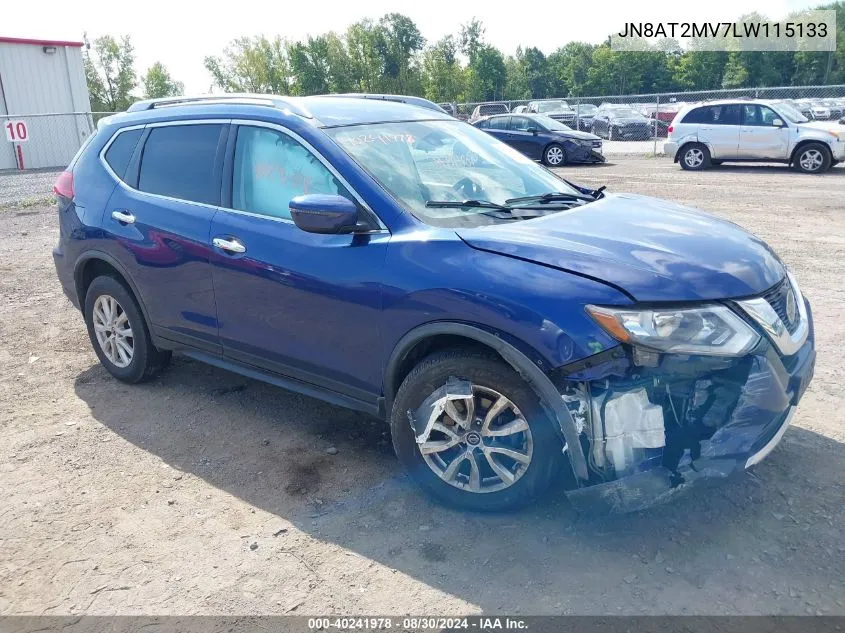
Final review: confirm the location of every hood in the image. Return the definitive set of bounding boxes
[553,129,600,141]
[547,111,575,118]
[611,117,649,125]
[800,120,841,135]
[456,193,784,302]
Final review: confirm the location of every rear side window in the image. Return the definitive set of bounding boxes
[683,105,741,126]
[138,124,223,205]
[104,129,143,180]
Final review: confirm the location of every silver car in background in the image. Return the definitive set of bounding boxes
[664,99,844,174]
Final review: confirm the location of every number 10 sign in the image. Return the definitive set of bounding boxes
[4,120,29,142]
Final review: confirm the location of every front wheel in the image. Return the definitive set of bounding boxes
[679,143,711,171]
[543,143,566,167]
[793,143,831,174]
[390,350,563,512]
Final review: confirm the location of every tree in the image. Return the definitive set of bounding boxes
[204,36,291,94]
[422,36,464,102]
[142,62,184,99]
[467,45,506,101]
[84,34,136,111]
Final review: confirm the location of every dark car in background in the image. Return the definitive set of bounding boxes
[592,106,654,140]
[573,103,598,131]
[527,100,576,126]
[473,113,604,166]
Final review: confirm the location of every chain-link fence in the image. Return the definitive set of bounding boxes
[2,86,845,170]
[455,84,845,155]
[0,112,113,171]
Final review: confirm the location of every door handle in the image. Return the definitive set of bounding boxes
[213,237,246,254]
[111,210,135,224]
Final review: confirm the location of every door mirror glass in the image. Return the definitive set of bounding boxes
[289,194,358,234]
[527,127,539,135]
[772,118,785,127]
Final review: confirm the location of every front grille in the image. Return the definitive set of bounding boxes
[591,140,602,147]
[762,277,800,334]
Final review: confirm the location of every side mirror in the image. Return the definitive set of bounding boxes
[289,194,358,234]
[527,127,539,135]
[772,118,785,127]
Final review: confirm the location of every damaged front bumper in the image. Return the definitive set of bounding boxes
[556,300,815,514]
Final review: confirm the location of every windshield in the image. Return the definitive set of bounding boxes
[537,101,570,113]
[576,104,598,114]
[773,102,809,123]
[326,120,585,228]
[533,115,572,131]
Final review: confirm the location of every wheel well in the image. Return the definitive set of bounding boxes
[75,258,129,307]
[790,140,830,164]
[389,334,500,401]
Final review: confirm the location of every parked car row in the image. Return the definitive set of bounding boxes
[465,96,845,141]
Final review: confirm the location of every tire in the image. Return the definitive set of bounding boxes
[543,143,566,167]
[390,349,563,512]
[793,143,832,174]
[679,143,711,171]
[84,275,171,383]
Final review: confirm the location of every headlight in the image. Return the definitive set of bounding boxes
[586,304,760,356]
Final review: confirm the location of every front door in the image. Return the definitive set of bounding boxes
[508,116,542,159]
[209,123,389,404]
[739,104,791,159]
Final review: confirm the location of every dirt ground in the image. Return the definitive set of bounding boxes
[1,157,844,616]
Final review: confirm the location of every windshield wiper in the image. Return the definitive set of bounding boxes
[505,191,593,205]
[425,199,512,211]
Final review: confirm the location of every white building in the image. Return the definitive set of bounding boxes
[0,36,93,170]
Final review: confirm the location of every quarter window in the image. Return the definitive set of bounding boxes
[231,126,350,220]
[104,128,143,180]
[138,124,223,205]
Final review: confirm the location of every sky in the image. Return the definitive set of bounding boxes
[4,0,823,94]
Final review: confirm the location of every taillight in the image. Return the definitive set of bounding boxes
[53,171,74,199]
[667,125,674,135]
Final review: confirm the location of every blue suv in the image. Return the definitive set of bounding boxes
[53,94,815,513]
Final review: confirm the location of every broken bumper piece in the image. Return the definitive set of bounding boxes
[559,305,815,515]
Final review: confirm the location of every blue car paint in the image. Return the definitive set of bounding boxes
[52,96,815,510]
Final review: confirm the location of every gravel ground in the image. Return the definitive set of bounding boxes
[0,169,60,209]
[1,157,844,616]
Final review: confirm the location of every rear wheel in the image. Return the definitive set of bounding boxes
[390,350,562,512]
[679,143,711,171]
[543,143,566,167]
[84,276,171,383]
[793,143,831,174]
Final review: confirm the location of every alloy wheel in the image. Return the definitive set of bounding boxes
[92,294,134,368]
[799,149,823,172]
[685,148,704,168]
[546,146,564,166]
[418,384,533,493]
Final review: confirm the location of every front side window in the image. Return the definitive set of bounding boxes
[510,117,534,132]
[326,120,586,228]
[138,124,223,205]
[743,105,782,126]
[232,126,350,220]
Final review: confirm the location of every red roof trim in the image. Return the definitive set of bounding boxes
[0,36,84,48]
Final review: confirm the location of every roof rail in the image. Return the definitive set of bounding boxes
[322,93,448,114]
[126,93,312,118]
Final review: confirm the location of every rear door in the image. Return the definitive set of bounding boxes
[103,121,227,352]
[739,104,790,159]
[697,104,740,159]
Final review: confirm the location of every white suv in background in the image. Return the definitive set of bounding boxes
[664,99,844,174]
